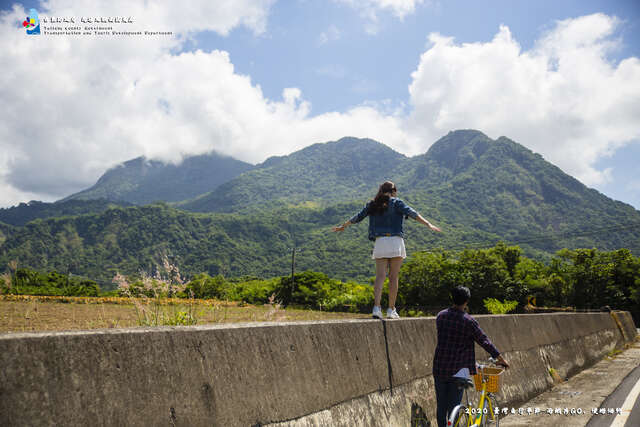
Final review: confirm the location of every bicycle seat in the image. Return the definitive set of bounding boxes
[453,377,474,389]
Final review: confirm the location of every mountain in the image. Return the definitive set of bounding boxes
[0,199,130,227]
[0,221,15,247]
[62,151,254,205]
[180,137,407,213]
[0,202,491,287]
[399,129,492,186]
[180,130,640,253]
[2,130,639,285]
[397,130,640,253]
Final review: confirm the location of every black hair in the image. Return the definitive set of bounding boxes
[451,286,471,305]
[369,181,397,215]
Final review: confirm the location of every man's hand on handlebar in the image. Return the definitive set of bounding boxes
[496,354,509,369]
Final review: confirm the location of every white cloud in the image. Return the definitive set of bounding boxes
[0,0,276,206]
[0,1,412,206]
[1,6,639,208]
[406,13,640,185]
[334,0,426,33]
[336,0,425,19]
[40,0,275,36]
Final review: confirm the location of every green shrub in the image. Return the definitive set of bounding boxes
[483,298,518,314]
[3,267,100,296]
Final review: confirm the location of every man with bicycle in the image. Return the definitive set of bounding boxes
[433,286,509,427]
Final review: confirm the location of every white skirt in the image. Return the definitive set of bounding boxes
[372,236,407,259]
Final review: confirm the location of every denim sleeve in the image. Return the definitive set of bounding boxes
[394,198,418,219]
[468,316,500,358]
[349,203,370,224]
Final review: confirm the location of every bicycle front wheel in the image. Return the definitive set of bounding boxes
[481,396,499,427]
[449,405,470,427]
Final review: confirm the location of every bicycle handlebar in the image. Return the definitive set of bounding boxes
[478,357,507,371]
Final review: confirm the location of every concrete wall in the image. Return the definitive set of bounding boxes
[0,312,635,427]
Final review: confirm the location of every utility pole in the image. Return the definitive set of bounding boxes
[291,246,296,285]
[287,223,301,303]
[289,246,302,301]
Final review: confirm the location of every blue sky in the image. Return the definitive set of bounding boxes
[196,0,640,115]
[1,0,639,209]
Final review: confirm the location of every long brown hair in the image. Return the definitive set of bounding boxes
[369,181,396,215]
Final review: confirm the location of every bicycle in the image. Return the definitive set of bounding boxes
[447,358,505,426]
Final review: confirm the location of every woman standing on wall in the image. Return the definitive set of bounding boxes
[332,181,442,319]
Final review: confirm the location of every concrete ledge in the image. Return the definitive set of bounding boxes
[501,342,640,426]
[0,312,636,426]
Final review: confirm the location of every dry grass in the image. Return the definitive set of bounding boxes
[0,296,370,333]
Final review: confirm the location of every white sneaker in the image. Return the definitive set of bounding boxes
[372,306,383,319]
[387,308,400,319]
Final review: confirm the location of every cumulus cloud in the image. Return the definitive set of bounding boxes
[40,0,275,36]
[0,0,412,206]
[0,0,277,206]
[406,13,640,185]
[336,0,425,19]
[1,4,639,208]
[334,0,426,33]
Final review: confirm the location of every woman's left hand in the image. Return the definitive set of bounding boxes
[332,225,345,232]
[429,224,442,232]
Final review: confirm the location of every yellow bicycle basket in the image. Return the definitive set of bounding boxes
[473,366,504,393]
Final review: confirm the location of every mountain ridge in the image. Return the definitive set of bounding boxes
[180,136,408,213]
[62,151,254,205]
[2,130,639,285]
[50,130,639,216]
[0,199,131,227]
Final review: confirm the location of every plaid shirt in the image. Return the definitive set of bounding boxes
[432,307,500,377]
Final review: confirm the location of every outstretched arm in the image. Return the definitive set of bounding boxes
[332,220,351,232]
[333,202,369,232]
[414,213,442,232]
[394,199,441,232]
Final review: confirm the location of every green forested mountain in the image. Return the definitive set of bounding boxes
[395,130,640,254]
[0,199,130,227]
[184,130,640,253]
[2,130,639,288]
[0,203,492,288]
[0,221,15,247]
[62,151,254,205]
[181,137,407,212]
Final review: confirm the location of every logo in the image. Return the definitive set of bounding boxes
[22,8,40,35]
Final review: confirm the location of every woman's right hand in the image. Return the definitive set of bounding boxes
[429,224,442,232]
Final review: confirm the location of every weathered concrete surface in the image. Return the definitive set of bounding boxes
[501,340,640,426]
[0,312,636,427]
[475,312,633,409]
[269,312,637,427]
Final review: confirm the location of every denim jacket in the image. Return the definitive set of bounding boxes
[349,197,418,241]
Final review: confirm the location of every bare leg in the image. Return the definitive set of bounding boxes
[387,257,403,309]
[374,258,389,307]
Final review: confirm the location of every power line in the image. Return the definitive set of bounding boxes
[416,222,640,253]
[509,222,640,245]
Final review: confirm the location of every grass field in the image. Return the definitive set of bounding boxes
[0,295,370,333]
